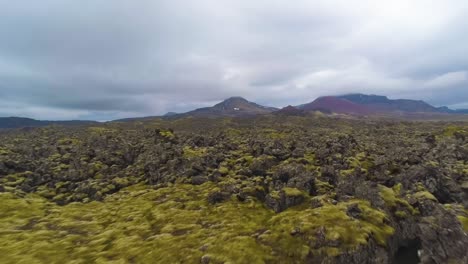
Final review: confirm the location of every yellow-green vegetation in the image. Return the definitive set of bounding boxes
[0,147,11,155]
[159,130,175,139]
[413,191,437,202]
[183,146,208,159]
[88,127,117,134]
[0,183,395,264]
[57,138,81,146]
[1,172,32,188]
[340,168,355,176]
[266,199,394,258]
[261,129,288,139]
[457,216,468,232]
[280,153,317,172]
[315,179,334,195]
[282,187,304,197]
[441,125,468,137]
[218,166,230,175]
[395,210,407,219]
[379,185,418,215]
[345,152,374,174]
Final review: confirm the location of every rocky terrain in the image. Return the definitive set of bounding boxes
[0,115,467,263]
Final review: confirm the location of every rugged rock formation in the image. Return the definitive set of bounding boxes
[0,116,466,263]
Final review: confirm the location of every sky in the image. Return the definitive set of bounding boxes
[0,0,468,120]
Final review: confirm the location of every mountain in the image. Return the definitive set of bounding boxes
[273,105,306,116]
[294,93,468,117]
[0,117,98,129]
[437,106,468,114]
[163,112,178,117]
[176,97,277,118]
[337,94,439,113]
[297,96,372,115]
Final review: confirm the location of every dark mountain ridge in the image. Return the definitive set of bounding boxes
[0,117,98,129]
[337,94,439,113]
[297,96,372,115]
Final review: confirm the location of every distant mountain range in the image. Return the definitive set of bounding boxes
[1,94,468,128]
[298,94,468,116]
[0,117,98,129]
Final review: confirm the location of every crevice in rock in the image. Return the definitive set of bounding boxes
[392,238,422,264]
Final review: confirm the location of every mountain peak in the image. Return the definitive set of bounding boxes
[225,96,247,101]
[220,96,249,105]
[180,97,277,117]
[274,105,305,116]
[215,96,251,109]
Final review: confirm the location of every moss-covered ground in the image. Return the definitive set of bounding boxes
[0,182,394,264]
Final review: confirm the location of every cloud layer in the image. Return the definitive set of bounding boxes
[1,0,468,120]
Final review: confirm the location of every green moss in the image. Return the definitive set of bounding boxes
[345,152,374,174]
[413,191,437,202]
[442,125,468,137]
[0,147,11,155]
[218,166,229,175]
[57,138,81,146]
[282,187,304,197]
[183,146,207,159]
[462,181,468,189]
[392,183,402,195]
[395,211,407,219]
[88,127,117,134]
[267,199,394,255]
[0,181,394,263]
[52,164,70,173]
[159,130,175,139]
[379,185,418,215]
[2,172,33,187]
[315,179,334,195]
[269,190,281,199]
[457,216,468,232]
[340,169,355,176]
[47,153,62,161]
[262,129,287,139]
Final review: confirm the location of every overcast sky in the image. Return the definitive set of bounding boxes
[1,0,468,120]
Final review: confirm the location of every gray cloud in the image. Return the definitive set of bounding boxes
[1,0,468,120]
